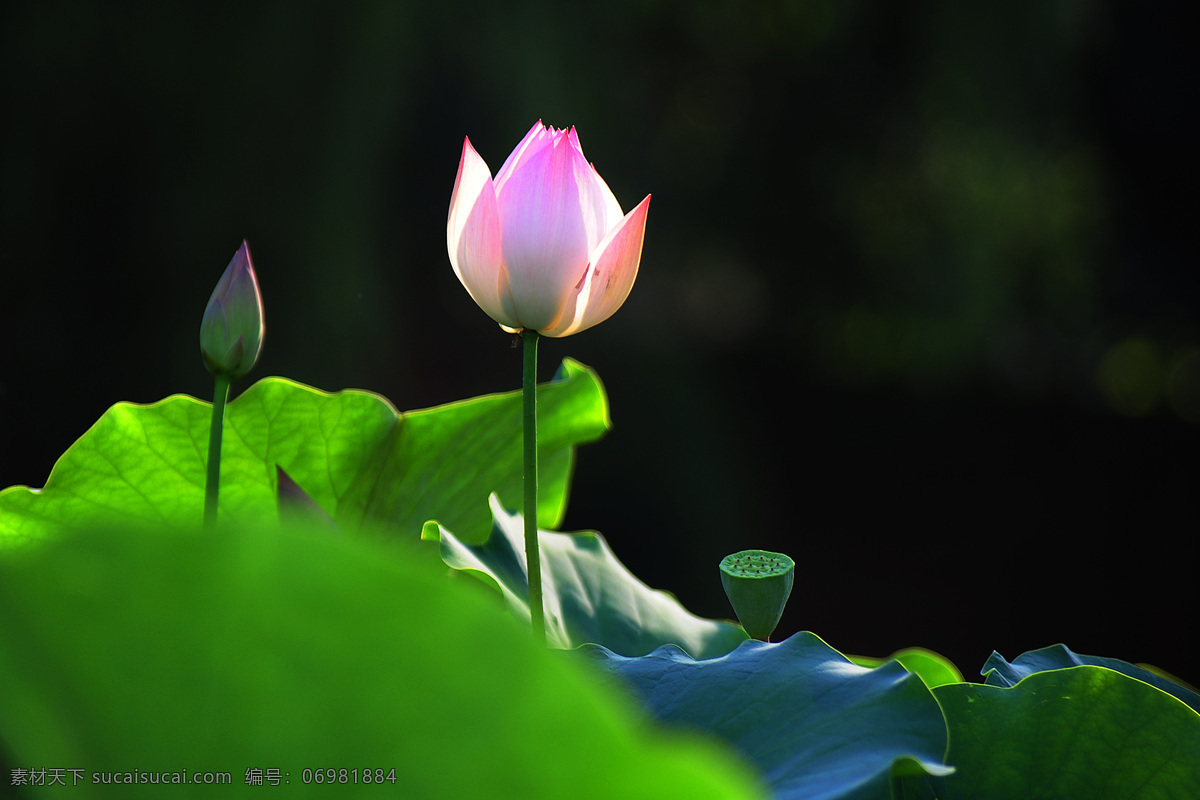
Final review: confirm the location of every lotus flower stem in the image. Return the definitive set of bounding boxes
[204,374,231,529]
[523,330,546,645]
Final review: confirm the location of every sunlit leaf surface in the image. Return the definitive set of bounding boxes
[848,647,964,689]
[0,359,608,546]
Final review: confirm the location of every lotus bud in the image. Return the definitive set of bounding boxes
[447,121,650,337]
[719,550,795,641]
[200,240,264,379]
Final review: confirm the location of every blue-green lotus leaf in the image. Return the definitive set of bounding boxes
[429,495,747,659]
[586,632,953,800]
[983,643,1200,713]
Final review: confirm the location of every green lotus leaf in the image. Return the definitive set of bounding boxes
[0,359,608,547]
[428,495,748,659]
[586,632,953,800]
[0,521,764,799]
[934,665,1200,798]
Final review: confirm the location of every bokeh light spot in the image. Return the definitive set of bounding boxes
[1097,337,1162,417]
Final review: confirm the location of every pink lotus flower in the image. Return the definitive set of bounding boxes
[447,121,651,337]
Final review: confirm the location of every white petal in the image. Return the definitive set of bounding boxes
[567,127,624,254]
[447,137,520,329]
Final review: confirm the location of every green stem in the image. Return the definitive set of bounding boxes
[523,330,545,646]
[204,374,232,529]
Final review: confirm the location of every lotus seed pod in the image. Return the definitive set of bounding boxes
[719,550,795,641]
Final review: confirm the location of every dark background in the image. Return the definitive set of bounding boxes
[1,2,1196,685]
